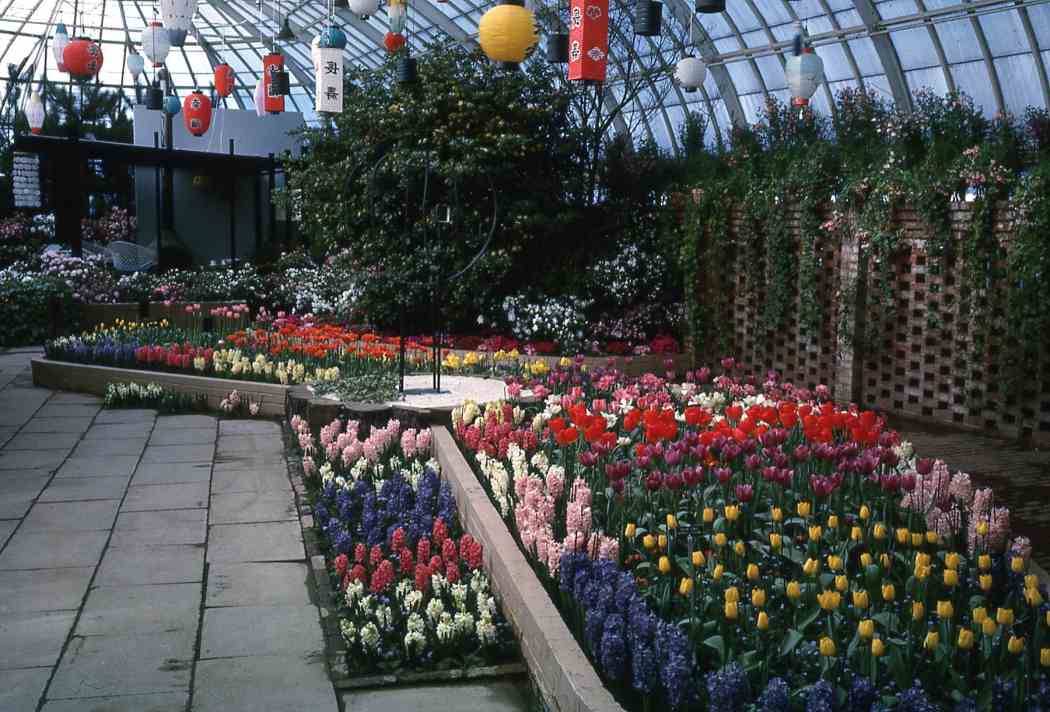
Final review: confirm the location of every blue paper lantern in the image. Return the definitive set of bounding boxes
[163,95,181,115]
[320,25,347,49]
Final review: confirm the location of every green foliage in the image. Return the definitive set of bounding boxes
[0,273,77,347]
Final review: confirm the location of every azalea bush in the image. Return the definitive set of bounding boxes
[289,414,517,674]
[452,362,1049,711]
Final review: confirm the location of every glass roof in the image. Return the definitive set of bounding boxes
[1,0,1048,151]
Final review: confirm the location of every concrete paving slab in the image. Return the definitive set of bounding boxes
[121,483,209,511]
[48,631,194,699]
[55,455,140,479]
[41,692,189,712]
[0,519,17,548]
[210,466,290,494]
[219,420,282,436]
[131,461,211,486]
[213,454,288,471]
[82,422,155,441]
[0,667,52,711]
[38,475,130,502]
[341,680,532,712]
[3,431,82,451]
[0,449,68,471]
[216,435,284,457]
[0,567,94,614]
[93,409,157,424]
[141,444,214,464]
[207,521,303,564]
[112,509,207,547]
[0,530,108,570]
[0,473,50,518]
[206,562,311,608]
[72,439,147,458]
[78,583,201,637]
[192,654,336,712]
[0,609,77,669]
[0,427,15,446]
[208,492,296,525]
[22,499,120,532]
[155,415,216,429]
[96,545,203,586]
[47,392,102,405]
[148,428,216,446]
[35,404,101,419]
[200,604,323,659]
[21,416,95,433]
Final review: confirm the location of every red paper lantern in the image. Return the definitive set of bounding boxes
[262,53,285,114]
[384,32,406,53]
[214,63,235,98]
[182,90,212,136]
[568,0,609,82]
[63,38,104,81]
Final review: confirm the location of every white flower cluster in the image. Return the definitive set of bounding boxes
[586,242,669,307]
[475,451,511,515]
[501,293,591,351]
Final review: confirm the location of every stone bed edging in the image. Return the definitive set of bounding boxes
[431,426,625,712]
[31,358,290,416]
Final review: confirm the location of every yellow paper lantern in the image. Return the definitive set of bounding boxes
[478,4,538,64]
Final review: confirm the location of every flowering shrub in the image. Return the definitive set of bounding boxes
[290,414,517,674]
[501,293,592,354]
[586,242,670,308]
[453,362,1050,711]
[0,270,77,347]
[82,207,137,245]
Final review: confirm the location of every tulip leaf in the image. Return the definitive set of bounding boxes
[780,629,804,657]
[798,606,822,631]
[703,634,726,664]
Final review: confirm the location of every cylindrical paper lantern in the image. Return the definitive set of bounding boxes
[182,90,212,135]
[568,0,609,81]
[214,63,235,97]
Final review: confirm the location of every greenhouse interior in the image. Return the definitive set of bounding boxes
[2,0,1050,711]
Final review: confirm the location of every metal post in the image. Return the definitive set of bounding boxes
[267,152,276,249]
[153,131,161,263]
[228,138,236,263]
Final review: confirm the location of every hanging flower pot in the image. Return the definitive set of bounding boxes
[182,89,212,136]
[695,0,725,13]
[546,32,569,63]
[633,1,662,37]
[63,38,104,81]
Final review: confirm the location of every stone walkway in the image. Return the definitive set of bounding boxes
[0,349,337,712]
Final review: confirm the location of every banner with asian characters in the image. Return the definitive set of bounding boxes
[315,48,343,113]
[568,0,609,82]
[263,53,285,114]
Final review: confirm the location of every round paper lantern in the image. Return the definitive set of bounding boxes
[675,56,707,93]
[478,4,538,64]
[159,0,198,48]
[786,47,823,106]
[141,21,171,67]
[63,38,104,81]
[26,91,44,134]
[163,95,181,115]
[388,0,408,34]
[127,49,145,78]
[182,90,212,136]
[52,22,69,72]
[384,32,406,54]
[320,25,347,50]
[254,79,265,116]
[214,63,235,98]
[347,0,380,18]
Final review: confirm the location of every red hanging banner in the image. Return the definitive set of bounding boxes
[568,0,609,82]
[263,53,285,114]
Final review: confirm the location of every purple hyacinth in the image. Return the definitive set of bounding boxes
[847,674,876,712]
[705,663,748,712]
[806,680,835,712]
[598,614,626,681]
[896,681,938,712]
[758,678,791,712]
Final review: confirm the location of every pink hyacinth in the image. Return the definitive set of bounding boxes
[415,429,431,454]
[507,383,522,399]
[401,429,418,458]
[362,440,379,463]
[545,468,565,499]
[568,478,592,508]
[948,472,972,504]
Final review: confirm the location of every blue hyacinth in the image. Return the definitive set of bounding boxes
[757,677,791,712]
[806,679,835,712]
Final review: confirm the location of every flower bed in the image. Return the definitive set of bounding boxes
[288,414,519,678]
[451,364,1050,711]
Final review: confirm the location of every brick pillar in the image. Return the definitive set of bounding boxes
[834,232,867,406]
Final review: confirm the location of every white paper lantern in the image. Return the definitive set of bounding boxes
[347,0,381,18]
[254,79,265,117]
[785,48,823,106]
[675,56,707,93]
[141,21,171,67]
[26,91,44,134]
[52,22,69,72]
[127,49,145,78]
[159,0,198,47]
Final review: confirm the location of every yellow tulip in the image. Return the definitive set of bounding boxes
[1008,636,1025,654]
[859,505,871,521]
[872,638,886,657]
[692,550,706,567]
[926,531,938,544]
[914,565,930,581]
[873,524,887,540]
[881,584,896,602]
[1011,556,1025,573]
[827,555,843,571]
[724,601,739,620]
[786,581,801,600]
[747,564,759,581]
[835,575,848,592]
[982,617,998,636]
[880,553,891,570]
[658,534,668,550]
[734,541,746,557]
[803,558,820,577]
[915,552,931,568]
[911,533,923,547]
[809,525,822,542]
[1041,648,1050,667]
[714,533,727,548]
[757,611,769,631]
[797,501,812,518]
[1025,587,1044,607]
[817,590,841,611]
[945,552,960,570]
[851,526,863,542]
[957,629,974,650]
[819,636,836,657]
[1025,574,1039,590]
[937,600,954,619]
[624,523,637,538]
[666,514,677,530]
[912,601,925,621]
[679,577,694,596]
[972,607,988,624]
[771,507,783,523]
[1046,611,1050,626]
[827,515,839,529]
[853,590,870,609]
[860,553,873,568]
[658,556,671,574]
[896,527,909,545]
[724,505,740,522]
[769,533,782,550]
[643,534,656,550]
[980,574,993,591]
[713,564,724,581]
[997,608,1015,626]
[977,521,989,536]
[752,588,767,607]
[943,569,959,587]
[703,507,715,523]
[858,619,875,639]
[924,631,940,650]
